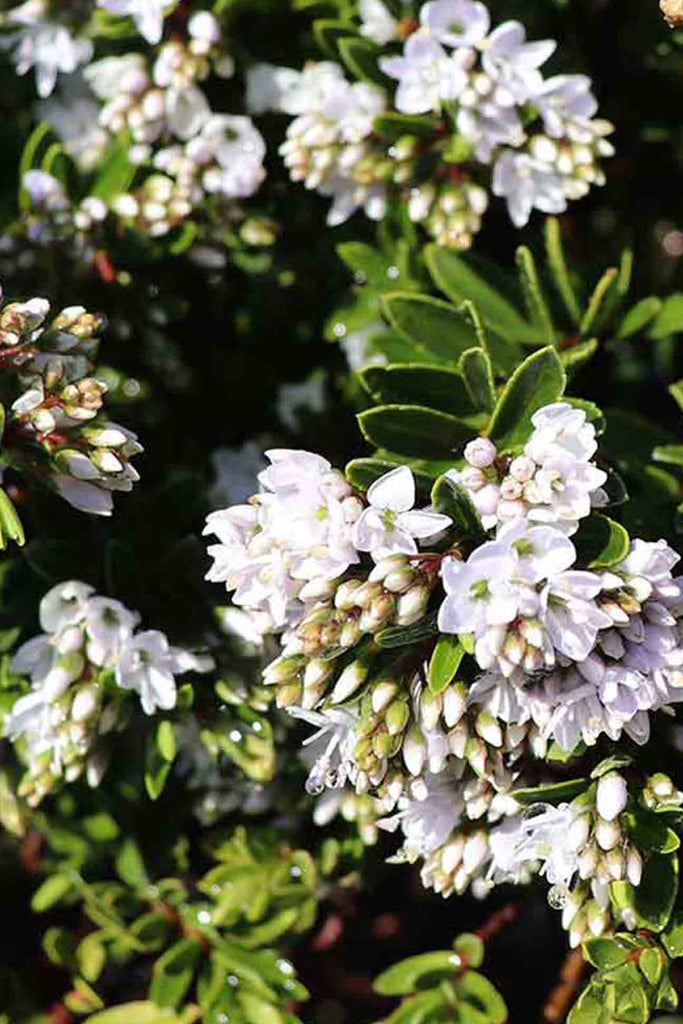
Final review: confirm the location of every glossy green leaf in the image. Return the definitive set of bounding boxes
[91,131,136,201]
[487,346,566,450]
[150,938,202,1008]
[617,296,662,338]
[582,937,632,971]
[580,267,618,337]
[662,908,683,958]
[611,853,679,933]
[373,112,438,140]
[544,217,582,327]
[560,339,599,374]
[358,404,473,459]
[31,873,74,912]
[459,348,496,413]
[431,473,484,541]
[625,809,680,853]
[374,950,463,995]
[77,932,106,983]
[649,294,683,339]
[515,245,554,344]
[312,18,356,57]
[338,36,386,84]
[453,933,484,969]
[375,612,439,648]
[573,514,630,567]
[381,292,477,363]
[428,636,464,695]
[115,838,150,890]
[86,1002,199,1024]
[512,778,589,806]
[360,364,477,417]
[653,445,683,467]
[456,970,507,1023]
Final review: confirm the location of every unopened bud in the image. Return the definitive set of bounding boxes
[595,817,621,851]
[474,710,502,747]
[402,725,426,776]
[330,659,370,704]
[464,438,497,469]
[396,584,429,626]
[626,847,643,886]
[442,682,467,727]
[385,699,410,735]
[596,772,628,822]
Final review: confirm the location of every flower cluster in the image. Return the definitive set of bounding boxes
[0,0,92,98]
[3,580,212,804]
[205,402,683,944]
[0,284,142,515]
[250,0,613,243]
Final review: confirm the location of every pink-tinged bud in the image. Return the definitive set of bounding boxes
[396,585,429,626]
[578,844,598,879]
[299,577,336,602]
[448,720,469,758]
[472,483,499,517]
[595,818,621,851]
[441,836,464,874]
[596,772,628,822]
[334,579,364,609]
[509,455,535,483]
[354,581,383,609]
[383,567,417,593]
[499,477,523,501]
[464,438,497,469]
[460,467,485,492]
[402,725,426,776]
[369,555,408,583]
[71,686,98,722]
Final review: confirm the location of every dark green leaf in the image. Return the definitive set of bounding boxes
[149,939,202,1009]
[431,473,484,541]
[573,514,630,567]
[515,245,554,345]
[513,778,589,806]
[373,112,438,140]
[358,404,473,459]
[359,364,477,417]
[338,36,387,84]
[617,297,662,339]
[649,294,683,340]
[381,293,477,363]
[459,348,496,413]
[487,346,566,450]
[312,18,356,57]
[456,970,507,1024]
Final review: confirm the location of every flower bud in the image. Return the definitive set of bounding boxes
[578,844,598,879]
[567,813,591,853]
[396,584,429,626]
[420,690,442,731]
[402,724,426,776]
[463,831,488,873]
[595,817,621,851]
[604,848,625,881]
[442,682,467,727]
[596,772,628,822]
[385,699,410,735]
[71,685,98,722]
[371,679,399,714]
[464,438,497,469]
[330,658,370,704]
[626,847,643,886]
[474,710,502,747]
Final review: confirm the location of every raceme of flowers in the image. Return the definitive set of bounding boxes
[4,580,212,805]
[247,0,613,244]
[0,284,142,515]
[3,3,266,244]
[204,402,683,943]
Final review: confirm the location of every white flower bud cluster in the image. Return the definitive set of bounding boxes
[3,580,212,804]
[203,412,683,920]
[251,0,613,242]
[0,286,142,517]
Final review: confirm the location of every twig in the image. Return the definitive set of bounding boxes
[543,949,587,1023]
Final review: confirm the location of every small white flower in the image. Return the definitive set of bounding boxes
[380,31,470,114]
[359,0,401,45]
[353,466,451,560]
[116,629,189,714]
[492,148,567,227]
[421,0,490,48]
[96,0,168,45]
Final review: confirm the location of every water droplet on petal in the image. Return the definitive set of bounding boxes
[547,884,570,910]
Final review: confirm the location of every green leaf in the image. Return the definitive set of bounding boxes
[346,457,402,492]
[375,612,439,648]
[580,268,618,337]
[487,346,566,450]
[649,294,683,339]
[612,854,679,933]
[512,779,589,806]
[431,473,484,540]
[77,932,107,983]
[668,380,683,412]
[381,293,477,363]
[31,873,74,912]
[428,636,464,695]
[639,947,666,986]
[625,809,680,853]
[425,244,537,344]
[0,487,25,548]
[459,299,522,375]
[614,979,650,1024]
[359,364,477,417]
[82,812,120,843]
[236,991,284,1024]
[582,937,631,971]
[573,514,630,567]
[373,112,437,140]
[115,838,150,890]
[544,218,582,327]
[453,933,484,969]
[150,939,202,1009]
[358,404,473,459]
[338,36,386,84]
[593,249,633,334]
[374,950,463,995]
[156,720,177,762]
[86,1002,199,1024]
[653,445,683,467]
[90,131,136,201]
[515,245,554,345]
[617,296,662,339]
[456,971,507,1024]
[590,755,633,779]
[42,926,76,967]
[337,242,413,289]
[312,18,356,56]
[560,339,599,375]
[458,348,496,413]
[662,908,683,958]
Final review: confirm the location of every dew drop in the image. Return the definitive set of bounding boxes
[521,801,551,822]
[547,884,570,910]
[305,776,325,796]
[387,265,399,279]
[333,322,347,338]
[229,729,242,743]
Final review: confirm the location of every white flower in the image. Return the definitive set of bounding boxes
[380,31,470,114]
[438,539,520,635]
[526,403,599,464]
[288,705,358,793]
[359,0,401,45]
[38,76,109,173]
[96,0,168,45]
[421,0,490,47]
[480,21,556,104]
[84,53,149,101]
[116,629,187,714]
[0,4,93,97]
[39,581,94,633]
[378,770,463,860]
[534,75,598,139]
[246,63,302,114]
[489,802,578,887]
[83,597,139,666]
[541,570,611,661]
[353,465,451,560]
[197,115,266,197]
[492,148,567,227]
[165,83,210,140]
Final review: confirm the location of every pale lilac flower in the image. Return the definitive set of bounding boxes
[380,31,470,114]
[353,465,452,560]
[492,148,567,227]
[421,0,490,47]
[96,0,168,45]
